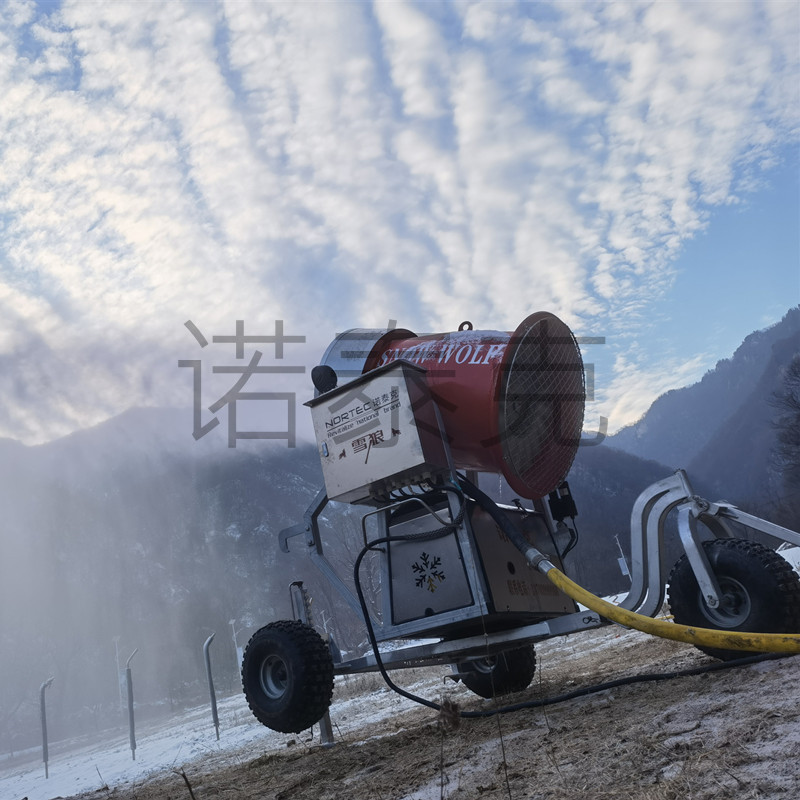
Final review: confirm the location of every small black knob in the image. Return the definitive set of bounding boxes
[311,365,338,394]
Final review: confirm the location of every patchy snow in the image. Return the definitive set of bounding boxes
[0,671,451,800]
[0,693,271,800]
[777,543,800,573]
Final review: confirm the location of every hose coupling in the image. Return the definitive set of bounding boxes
[525,548,554,573]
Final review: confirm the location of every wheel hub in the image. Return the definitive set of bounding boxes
[700,577,751,627]
[259,654,289,699]
[470,656,498,674]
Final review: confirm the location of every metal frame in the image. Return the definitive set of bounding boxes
[332,609,602,674]
[620,468,800,617]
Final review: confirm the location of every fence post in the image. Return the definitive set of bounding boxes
[229,619,243,684]
[203,633,220,740]
[126,649,138,760]
[39,677,54,778]
[290,581,335,746]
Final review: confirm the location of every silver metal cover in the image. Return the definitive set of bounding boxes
[318,328,415,390]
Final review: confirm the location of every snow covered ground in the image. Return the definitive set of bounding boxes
[1,691,274,800]
[0,672,448,800]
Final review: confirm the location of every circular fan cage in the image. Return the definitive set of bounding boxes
[499,312,585,499]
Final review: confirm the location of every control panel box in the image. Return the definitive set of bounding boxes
[306,361,449,504]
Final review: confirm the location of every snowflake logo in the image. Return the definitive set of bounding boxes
[412,552,446,593]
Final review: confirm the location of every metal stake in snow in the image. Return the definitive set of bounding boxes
[39,676,54,778]
[126,649,138,760]
[229,618,243,683]
[203,632,220,740]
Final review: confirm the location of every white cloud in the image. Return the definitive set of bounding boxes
[373,0,452,119]
[0,0,796,443]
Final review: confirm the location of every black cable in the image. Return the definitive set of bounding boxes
[354,538,439,711]
[513,496,563,565]
[458,651,792,717]
[560,517,579,560]
[353,482,466,711]
[544,516,563,563]
[457,474,534,557]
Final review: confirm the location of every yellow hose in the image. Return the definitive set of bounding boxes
[541,561,800,655]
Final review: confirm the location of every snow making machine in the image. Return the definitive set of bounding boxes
[241,312,800,736]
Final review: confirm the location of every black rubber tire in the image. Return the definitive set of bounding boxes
[242,620,334,733]
[457,646,537,699]
[668,538,800,661]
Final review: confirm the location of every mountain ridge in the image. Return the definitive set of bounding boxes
[609,307,800,469]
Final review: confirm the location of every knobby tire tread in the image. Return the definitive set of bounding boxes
[242,619,334,733]
[668,538,800,661]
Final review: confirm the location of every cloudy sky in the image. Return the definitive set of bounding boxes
[1,0,798,447]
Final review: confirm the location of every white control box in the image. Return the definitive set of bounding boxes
[306,361,449,504]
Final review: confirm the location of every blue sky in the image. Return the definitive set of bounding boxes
[0,0,797,446]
